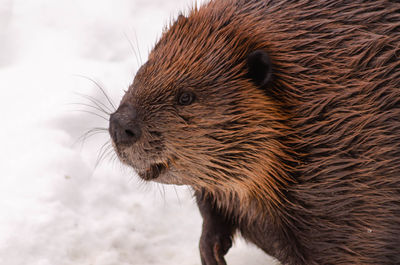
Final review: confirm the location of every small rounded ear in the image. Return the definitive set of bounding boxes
[247,50,273,87]
[177,13,187,22]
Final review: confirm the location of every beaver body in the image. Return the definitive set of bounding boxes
[109,0,400,264]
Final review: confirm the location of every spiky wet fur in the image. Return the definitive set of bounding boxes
[116,0,400,264]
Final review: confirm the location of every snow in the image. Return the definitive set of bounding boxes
[0,0,279,264]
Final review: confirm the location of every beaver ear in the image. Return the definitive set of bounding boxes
[247,50,272,87]
[177,14,187,22]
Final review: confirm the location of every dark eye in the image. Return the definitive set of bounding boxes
[178,91,195,106]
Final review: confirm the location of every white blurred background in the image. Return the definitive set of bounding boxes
[0,0,278,264]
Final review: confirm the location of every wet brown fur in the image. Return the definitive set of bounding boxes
[113,0,400,264]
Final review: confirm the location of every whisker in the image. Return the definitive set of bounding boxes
[155,183,162,199]
[173,186,182,206]
[124,32,141,68]
[187,186,195,199]
[133,30,143,65]
[76,127,108,146]
[96,151,114,170]
[104,147,116,164]
[69,102,111,115]
[109,151,117,164]
[103,143,114,155]
[73,74,117,111]
[75,92,114,114]
[95,141,113,169]
[161,184,166,205]
[71,109,109,121]
[112,153,119,166]
[156,183,166,205]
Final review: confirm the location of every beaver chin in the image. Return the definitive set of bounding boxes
[112,144,183,185]
[135,162,186,185]
[137,162,166,181]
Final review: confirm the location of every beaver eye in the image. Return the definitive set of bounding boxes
[178,91,195,106]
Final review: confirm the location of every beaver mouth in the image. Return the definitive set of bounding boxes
[137,162,168,181]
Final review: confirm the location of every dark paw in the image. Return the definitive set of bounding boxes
[200,234,232,265]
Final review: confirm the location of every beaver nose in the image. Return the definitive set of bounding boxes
[109,104,142,145]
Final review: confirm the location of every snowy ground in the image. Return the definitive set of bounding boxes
[0,0,279,264]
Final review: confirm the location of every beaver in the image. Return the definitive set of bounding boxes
[108,0,400,264]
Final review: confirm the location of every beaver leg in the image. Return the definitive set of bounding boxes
[195,190,235,265]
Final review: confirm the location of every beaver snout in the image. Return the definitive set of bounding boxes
[109,104,142,145]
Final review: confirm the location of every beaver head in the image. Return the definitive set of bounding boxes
[109,4,293,204]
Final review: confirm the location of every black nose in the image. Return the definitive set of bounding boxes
[109,104,142,145]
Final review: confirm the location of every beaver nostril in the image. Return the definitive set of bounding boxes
[125,129,135,138]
